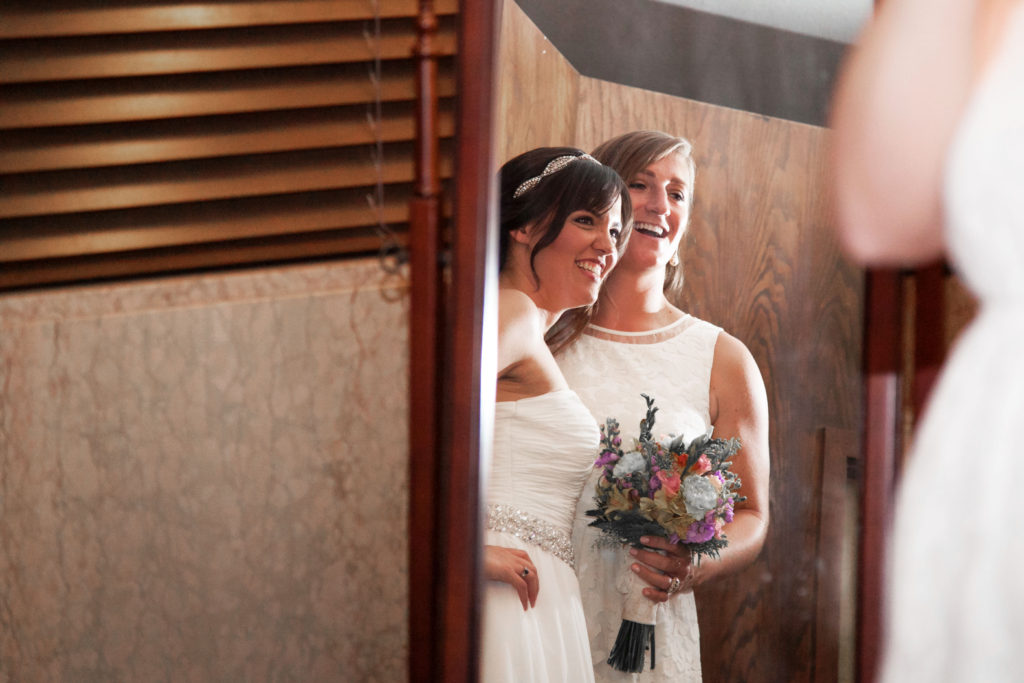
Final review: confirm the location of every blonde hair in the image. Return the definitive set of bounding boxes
[592,131,695,301]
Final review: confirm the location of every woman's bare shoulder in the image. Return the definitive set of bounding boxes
[497,288,543,373]
[712,331,757,372]
[710,332,767,407]
[498,286,535,313]
[498,288,541,335]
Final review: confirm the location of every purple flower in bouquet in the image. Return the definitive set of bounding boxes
[685,518,716,543]
[722,500,735,523]
[595,449,619,468]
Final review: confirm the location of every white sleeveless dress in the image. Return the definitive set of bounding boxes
[480,389,600,683]
[557,315,722,682]
[880,6,1024,682]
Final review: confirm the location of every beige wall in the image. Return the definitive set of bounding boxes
[0,258,408,681]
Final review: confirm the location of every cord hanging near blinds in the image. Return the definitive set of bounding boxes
[0,0,457,291]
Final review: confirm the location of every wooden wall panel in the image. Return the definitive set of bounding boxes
[498,3,864,681]
[495,1,579,162]
[944,274,978,361]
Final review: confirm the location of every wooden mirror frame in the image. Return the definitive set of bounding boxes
[408,0,499,681]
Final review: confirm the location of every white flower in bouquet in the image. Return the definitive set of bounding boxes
[612,450,646,478]
[682,474,718,516]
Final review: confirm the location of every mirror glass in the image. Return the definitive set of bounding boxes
[484,1,869,680]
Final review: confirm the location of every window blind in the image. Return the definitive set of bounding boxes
[0,0,457,291]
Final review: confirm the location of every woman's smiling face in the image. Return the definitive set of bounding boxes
[528,197,624,312]
[620,153,692,272]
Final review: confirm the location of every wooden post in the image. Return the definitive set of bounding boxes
[408,1,443,680]
[409,0,501,680]
[856,269,902,683]
[911,264,947,420]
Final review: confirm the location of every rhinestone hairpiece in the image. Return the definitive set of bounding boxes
[512,153,601,199]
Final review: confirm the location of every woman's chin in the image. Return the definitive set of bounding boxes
[620,254,670,273]
[568,286,600,309]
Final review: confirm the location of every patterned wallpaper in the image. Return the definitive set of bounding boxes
[0,258,410,682]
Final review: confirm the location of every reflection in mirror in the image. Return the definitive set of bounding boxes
[484,2,865,681]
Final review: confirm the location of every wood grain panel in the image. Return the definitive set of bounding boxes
[494,1,580,162]
[944,272,978,348]
[815,427,859,681]
[498,4,864,681]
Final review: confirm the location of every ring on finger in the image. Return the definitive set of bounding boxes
[521,568,530,578]
[666,576,682,595]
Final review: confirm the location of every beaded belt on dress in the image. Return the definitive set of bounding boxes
[485,503,575,569]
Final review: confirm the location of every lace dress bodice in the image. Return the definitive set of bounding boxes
[558,315,721,682]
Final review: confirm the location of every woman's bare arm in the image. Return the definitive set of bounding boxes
[830,0,976,265]
[631,332,769,600]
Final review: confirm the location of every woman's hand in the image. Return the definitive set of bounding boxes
[629,536,696,604]
[484,545,539,610]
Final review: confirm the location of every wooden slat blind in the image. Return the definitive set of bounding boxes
[0,0,457,291]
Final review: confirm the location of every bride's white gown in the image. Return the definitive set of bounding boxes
[481,389,599,682]
[881,6,1024,681]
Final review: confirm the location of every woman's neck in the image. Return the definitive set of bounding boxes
[592,267,682,332]
[498,270,560,330]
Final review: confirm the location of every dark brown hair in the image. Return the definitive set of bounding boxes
[499,147,633,282]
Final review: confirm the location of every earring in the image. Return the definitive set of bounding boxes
[669,253,679,267]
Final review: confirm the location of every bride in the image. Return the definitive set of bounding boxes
[481,147,632,681]
[832,0,1024,680]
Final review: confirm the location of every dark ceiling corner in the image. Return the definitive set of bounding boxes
[515,0,846,126]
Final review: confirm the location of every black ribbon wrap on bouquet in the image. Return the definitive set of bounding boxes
[607,620,656,672]
[605,558,659,673]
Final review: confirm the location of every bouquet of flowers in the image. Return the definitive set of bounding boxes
[586,394,743,673]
